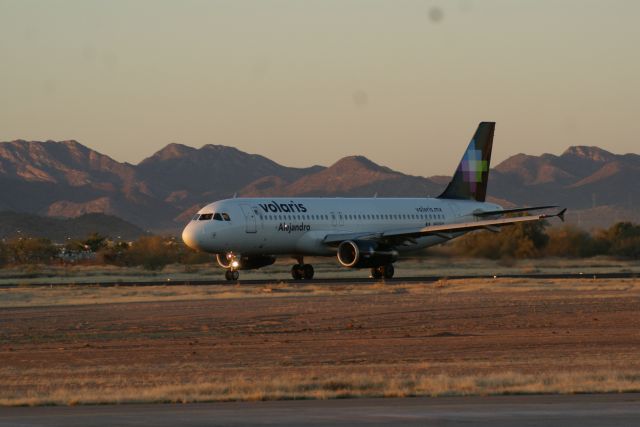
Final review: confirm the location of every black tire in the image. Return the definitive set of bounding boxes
[382,263,395,279]
[370,267,383,279]
[291,264,303,280]
[302,264,314,280]
[225,270,233,281]
[231,270,239,281]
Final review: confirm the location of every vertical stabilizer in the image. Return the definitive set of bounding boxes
[438,122,495,202]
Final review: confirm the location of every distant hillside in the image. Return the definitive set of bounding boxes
[0,139,638,231]
[490,146,640,228]
[0,212,147,242]
[136,143,323,215]
[239,156,443,197]
[0,140,178,229]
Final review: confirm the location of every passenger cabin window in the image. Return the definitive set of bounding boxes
[221,213,231,221]
[213,213,223,221]
[199,213,213,220]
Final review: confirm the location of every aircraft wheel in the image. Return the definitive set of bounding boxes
[225,270,239,281]
[302,264,314,280]
[370,267,383,279]
[382,264,395,279]
[291,264,304,280]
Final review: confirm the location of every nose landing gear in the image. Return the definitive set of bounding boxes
[225,269,239,281]
[221,253,240,281]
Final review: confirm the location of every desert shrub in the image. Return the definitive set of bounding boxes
[0,241,7,267]
[174,245,212,265]
[452,220,549,259]
[545,226,602,257]
[97,241,130,265]
[121,236,176,270]
[6,237,58,265]
[98,235,210,269]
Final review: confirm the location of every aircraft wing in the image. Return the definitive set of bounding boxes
[473,205,558,218]
[322,209,566,247]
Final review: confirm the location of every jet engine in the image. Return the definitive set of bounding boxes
[337,240,398,268]
[216,254,276,270]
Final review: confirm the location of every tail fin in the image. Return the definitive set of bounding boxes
[438,122,495,202]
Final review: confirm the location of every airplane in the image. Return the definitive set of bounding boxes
[182,122,566,281]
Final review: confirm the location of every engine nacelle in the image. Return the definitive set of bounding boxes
[216,254,276,270]
[337,240,398,268]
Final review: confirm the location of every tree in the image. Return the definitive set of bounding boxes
[599,222,640,259]
[65,232,108,253]
[83,232,108,252]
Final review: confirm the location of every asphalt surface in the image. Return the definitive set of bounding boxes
[0,271,637,288]
[1,394,640,427]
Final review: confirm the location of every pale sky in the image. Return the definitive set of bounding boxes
[1,0,639,176]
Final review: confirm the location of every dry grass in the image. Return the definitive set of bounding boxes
[1,278,639,308]
[2,364,640,406]
[1,256,638,286]
[2,275,639,406]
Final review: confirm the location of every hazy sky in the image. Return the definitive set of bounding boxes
[1,0,639,176]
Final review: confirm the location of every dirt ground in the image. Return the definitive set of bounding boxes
[2,278,640,404]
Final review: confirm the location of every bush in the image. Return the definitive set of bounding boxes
[96,235,211,269]
[6,237,58,265]
[451,220,640,260]
[545,226,602,258]
[452,220,549,259]
[0,241,7,267]
[123,236,174,270]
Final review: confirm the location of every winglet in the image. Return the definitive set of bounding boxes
[542,208,567,222]
[557,208,567,223]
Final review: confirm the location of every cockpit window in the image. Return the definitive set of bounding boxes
[213,213,223,221]
[221,213,230,221]
[199,213,213,220]
[192,214,200,221]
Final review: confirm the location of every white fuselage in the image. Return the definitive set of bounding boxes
[181,197,502,257]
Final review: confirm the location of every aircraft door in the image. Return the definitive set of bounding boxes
[240,204,258,233]
[330,212,337,227]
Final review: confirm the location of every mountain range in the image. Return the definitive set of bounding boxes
[1,139,638,233]
[0,212,146,242]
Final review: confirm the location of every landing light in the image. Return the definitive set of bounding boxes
[231,260,240,268]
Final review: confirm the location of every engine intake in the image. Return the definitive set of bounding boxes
[337,240,398,268]
[216,254,276,270]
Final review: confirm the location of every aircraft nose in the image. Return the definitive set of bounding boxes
[182,222,200,250]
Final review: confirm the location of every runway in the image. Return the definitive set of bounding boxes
[0,271,637,288]
[1,394,639,427]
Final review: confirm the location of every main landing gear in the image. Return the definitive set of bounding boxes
[291,257,314,280]
[370,263,394,279]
